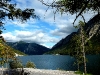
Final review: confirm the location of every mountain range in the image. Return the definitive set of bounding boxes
[6,14,100,55]
[7,41,50,55]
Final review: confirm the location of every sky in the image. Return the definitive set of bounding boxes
[1,0,97,48]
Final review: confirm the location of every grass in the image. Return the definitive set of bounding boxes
[75,71,93,75]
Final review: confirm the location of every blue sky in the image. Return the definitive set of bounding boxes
[1,0,97,48]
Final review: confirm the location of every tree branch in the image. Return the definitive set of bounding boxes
[81,14,86,24]
[72,0,91,25]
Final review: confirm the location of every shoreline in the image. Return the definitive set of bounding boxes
[0,68,79,75]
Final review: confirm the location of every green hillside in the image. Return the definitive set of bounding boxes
[10,47,27,56]
[0,40,26,56]
[45,32,100,55]
[45,14,100,55]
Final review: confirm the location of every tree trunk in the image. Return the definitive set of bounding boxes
[77,61,80,71]
[77,50,80,71]
[81,26,87,74]
[83,49,87,74]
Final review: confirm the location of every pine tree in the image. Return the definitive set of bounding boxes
[0,0,37,34]
[70,21,87,74]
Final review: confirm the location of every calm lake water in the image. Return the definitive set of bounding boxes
[17,55,100,74]
[1,55,99,75]
[18,55,77,71]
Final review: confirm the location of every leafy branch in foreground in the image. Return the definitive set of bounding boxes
[39,0,100,24]
[0,0,38,34]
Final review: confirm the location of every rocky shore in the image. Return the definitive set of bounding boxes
[0,68,79,75]
[24,68,79,75]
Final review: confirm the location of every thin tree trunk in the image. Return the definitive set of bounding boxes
[83,49,87,74]
[77,50,80,71]
[81,26,87,74]
[77,61,80,71]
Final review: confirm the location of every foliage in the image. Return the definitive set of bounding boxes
[0,0,37,67]
[70,34,84,71]
[46,32,100,55]
[0,0,37,34]
[55,0,100,14]
[9,59,23,69]
[25,61,36,68]
[69,21,88,74]
[40,0,100,24]
[0,39,16,67]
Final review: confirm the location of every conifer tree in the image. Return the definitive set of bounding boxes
[69,21,88,74]
[0,0,37,34]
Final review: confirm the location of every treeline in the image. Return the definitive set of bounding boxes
[45,33,100,55]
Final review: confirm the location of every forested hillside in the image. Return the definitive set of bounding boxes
[7,41,50,55]
[0,40,26,56]
[45,14,100,55]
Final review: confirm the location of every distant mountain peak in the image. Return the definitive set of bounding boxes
[7,42,50,55]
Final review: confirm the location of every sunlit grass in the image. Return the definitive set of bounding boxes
[75,71,93,75]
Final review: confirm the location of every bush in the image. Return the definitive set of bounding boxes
[9,60,23,69]
[25,61,36,68]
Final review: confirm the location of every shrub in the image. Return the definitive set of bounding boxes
[9,60,23,69]
[25,61,36,68]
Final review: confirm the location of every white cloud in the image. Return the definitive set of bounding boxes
[2,30,59,48]
[3,0,97,48]
[1,32,20,42]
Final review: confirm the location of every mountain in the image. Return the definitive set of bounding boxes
[7,41,50,55]
[44,32,77,55]
[45,14,100,55]
[0,40,26,56]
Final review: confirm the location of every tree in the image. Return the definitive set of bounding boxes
[70,21,87,73]
[9,59,23,69]
[25,61,36,68]
[39,0,100,41]
[39,0,100,74]
[39,0,100,24]
[0,39,16,68]
[0,1,37,73]
[0,0,38,34]
[0,39,16,75]
[70,34,83,71]
[79,21,87,74]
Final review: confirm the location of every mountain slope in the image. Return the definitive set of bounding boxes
[7,41,50,55]
[0,40,26,56]
[45,14,100,55]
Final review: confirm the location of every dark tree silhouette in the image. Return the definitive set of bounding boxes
[39,0,100,24]
[0,0,38,34]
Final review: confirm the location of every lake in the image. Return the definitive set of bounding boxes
[0,55,99,75]
[17,55,100,75]
[17,55,77,70]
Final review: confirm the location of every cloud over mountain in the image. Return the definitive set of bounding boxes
[2,0,97,48]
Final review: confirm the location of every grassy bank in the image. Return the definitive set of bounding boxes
[75,71,93,75]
